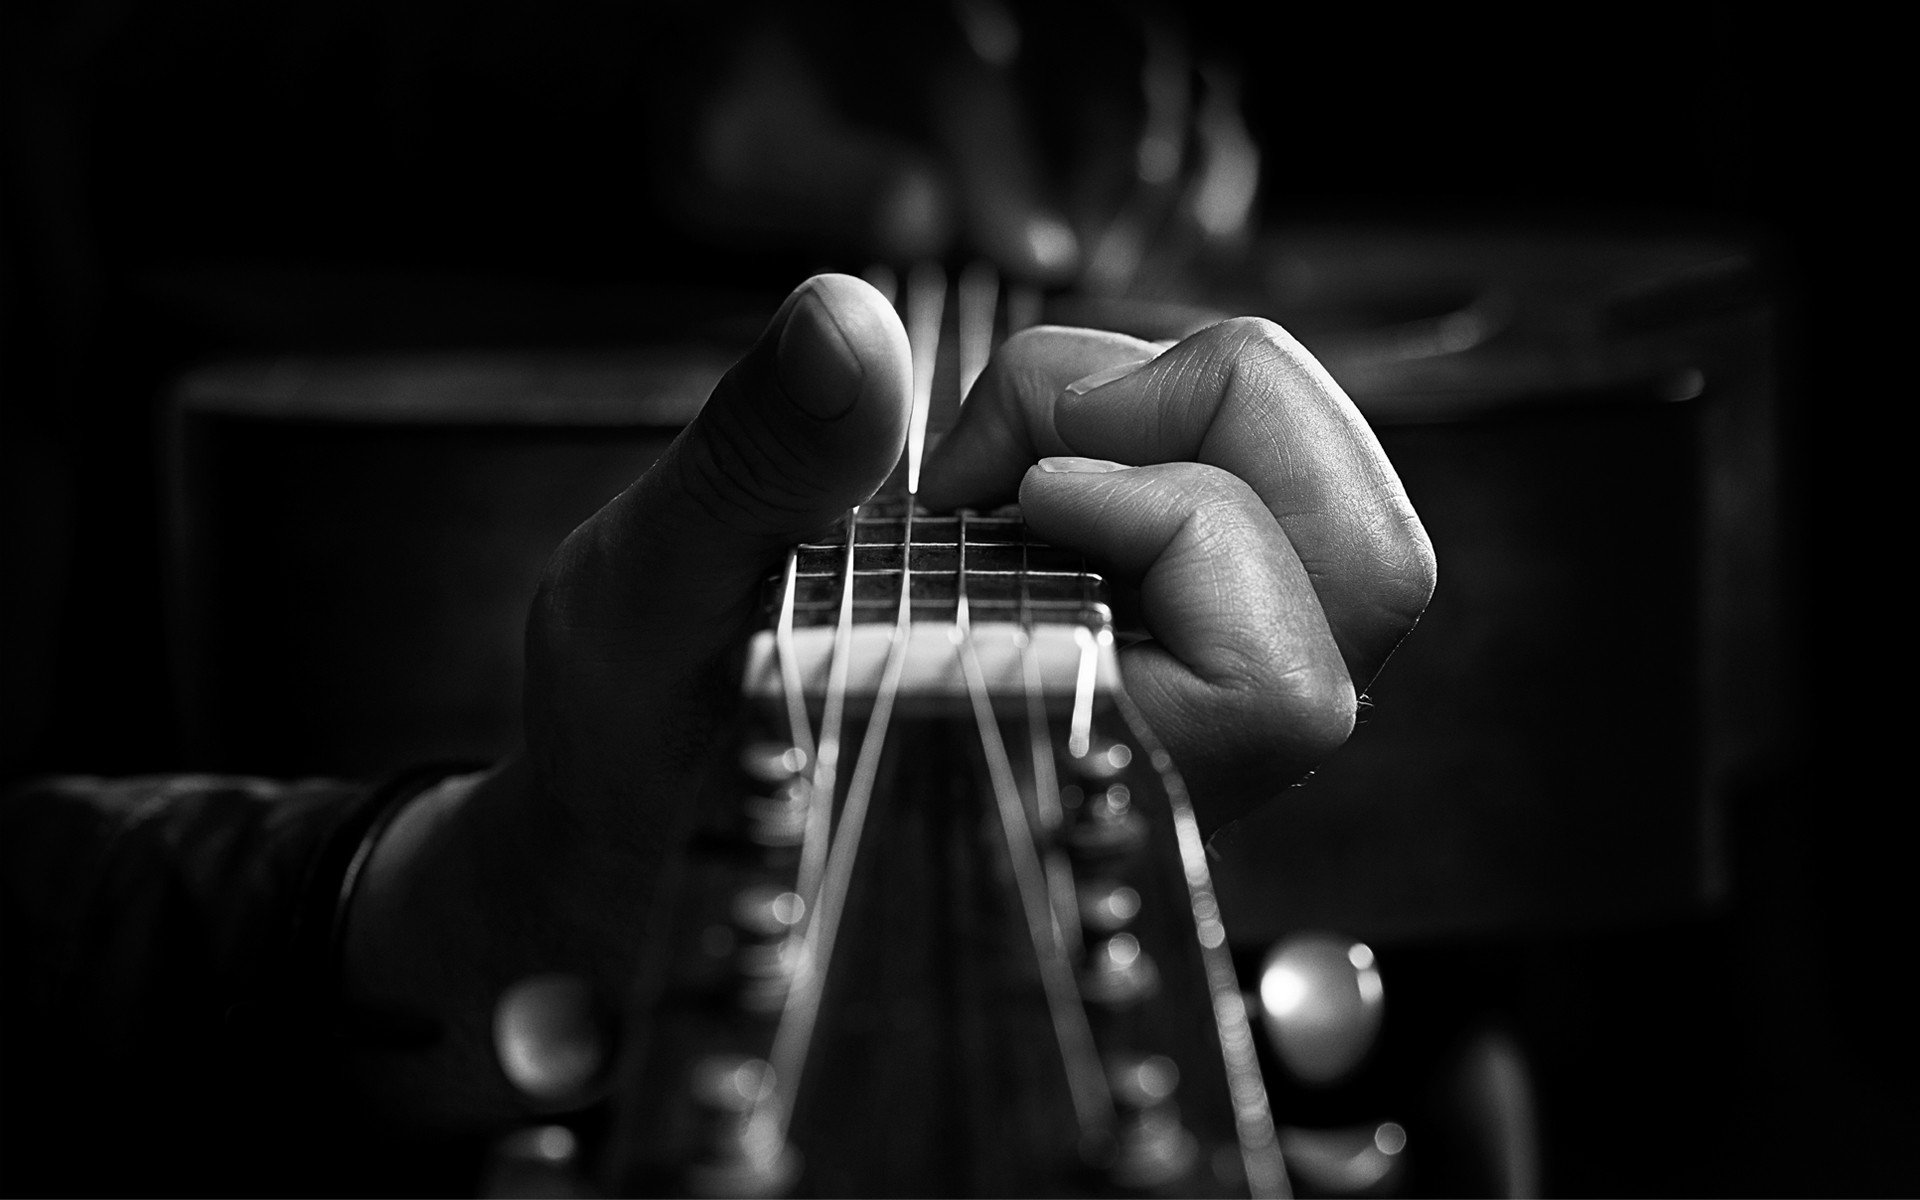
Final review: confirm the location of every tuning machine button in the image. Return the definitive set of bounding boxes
[1078,880,1142,936]
[740,741,809,783]
[729,885,806,1015]
[737,741,812,850]
[1276,1121,1408,1197]
[1106,1054,1199,1190]
[1063,783,1149,863]
[1254,934,1385,1088]
[493,974,609,1107]
[1066,737,1134,783]
[683,1055,802,1199]
[480,1125,592,1199]
[1081,932,1160,1008]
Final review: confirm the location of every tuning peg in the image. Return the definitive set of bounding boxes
[683,1056,801,1199]
[494,973,610,1106]
[739,741,808,783]
[1066,738,1134,782]
[1106,1054,1200,1190]
[730,885,806,1015]
[1276,1121,1408,1197]
[738,742,811,850]
[1081,932,1161,1008]
[1077,879,1142,935]
[1254,934,1385,1088]
[1063,784,1149,863]
[480,1125,596,1199]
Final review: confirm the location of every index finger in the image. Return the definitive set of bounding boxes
[919,318,1435,688]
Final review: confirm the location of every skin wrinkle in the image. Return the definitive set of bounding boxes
[685,389,851,539]
[1031,461,1345,711]
[931,314,1412,828]
[921,325,1158,508]
[1171,322,1429,684]
[1124,466,1355,763]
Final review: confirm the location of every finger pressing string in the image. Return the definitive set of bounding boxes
[1020,458,1355,831]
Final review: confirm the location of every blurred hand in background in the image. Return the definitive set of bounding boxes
[654,1,1262,289]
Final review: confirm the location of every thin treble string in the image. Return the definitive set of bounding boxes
[749,263,941,1147]
[1018,527,1087,960]
[953,509,1115,1144]
[956,259,998,400]
[757,503,916,1145]
[904,260,945,498]
[796,507,859,912]
[774,549,817,775]
[1068,559,1103,759]
[1107,686,1291,1199]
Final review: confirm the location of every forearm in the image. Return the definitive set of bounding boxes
[0,768,459,1192]
[338,754,680,1133]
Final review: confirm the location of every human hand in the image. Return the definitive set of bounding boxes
[918,319,1437,832]
[341,273,912,1126]
[340,274,1431,1130]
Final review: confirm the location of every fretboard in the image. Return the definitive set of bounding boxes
[770,499,1111,630]
[744,498,1119,708]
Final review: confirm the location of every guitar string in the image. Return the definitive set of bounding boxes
[1019,530,1089,967]
[1068,627,1102,759]
[754,502,916,1148]
[754,263,1285,1191]
[774,549,817,775]
[749,263,943,1145]
[1109,682,1292,1199]
[953,509,1115,1145]
[904,260,945,496]
[956,259,998,399]
[795,506,860,911]
[971,263,1089,989]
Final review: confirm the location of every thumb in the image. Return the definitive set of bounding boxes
[528,273,909,780]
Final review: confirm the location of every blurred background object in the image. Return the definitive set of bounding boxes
[2,0,1898,1194]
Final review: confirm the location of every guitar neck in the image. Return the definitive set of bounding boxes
[597,264,1288,1198]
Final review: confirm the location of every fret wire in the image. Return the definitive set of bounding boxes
[952,535,1114,1145]
[793,567,1089,575]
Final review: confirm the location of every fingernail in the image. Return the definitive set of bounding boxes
[1064,356,1155,396]
[775,281,862,419]
[1037,456,1128,474]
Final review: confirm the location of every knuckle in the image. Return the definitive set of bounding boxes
[1269,663,1359,760]
[1363,497,1440,627]
[1211,636,1356,765]
[992,325,1095,402]
[1199,660,1356,792]
[1194,315,1297,374]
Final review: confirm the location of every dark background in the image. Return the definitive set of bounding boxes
[2,1,1900,1195]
